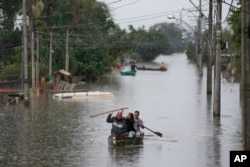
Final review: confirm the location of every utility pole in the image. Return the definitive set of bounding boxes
[198,0,203,76]
[65,28,69,72]
[36,32,39,88]
[180,10,182,26]
[189,0,207,75]
[31,31,35,90]
[49,32,52,76]
[207,0,213,94]
[213,0,222,116]
[22,0,29,106]
[242,0,250,149]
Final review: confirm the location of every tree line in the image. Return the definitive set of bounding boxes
[0,0,191,81]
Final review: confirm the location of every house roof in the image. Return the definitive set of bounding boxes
[57,69,71,76]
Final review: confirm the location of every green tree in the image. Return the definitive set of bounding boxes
[151,23,186,53]
[186,42,195,61]
[35,0,116,80]
[125,25,172,61]
[0,0,175,81]
[227,0,241,71]
[136,29,171,61]
[0,0,22,29]
[0,0,22,68]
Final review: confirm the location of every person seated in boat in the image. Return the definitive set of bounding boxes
[130,61,137,72]
[160,62,167,70]
[125,112,136,138]
[134,111,144,137]
[106,110,128,136]
[115,62,121,70]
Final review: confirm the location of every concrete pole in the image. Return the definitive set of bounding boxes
[242,0,250,150]
[36,32,39,88]
[30,17,35,91]
[198,0,203,76]
[207,0,213,94]
[49,32,52,76]
[180,10,182,26]
[213,0,222,116]
[31,31,35,90]
[22,0,29,106]
[195,21,200,69]
[65,28,69,72]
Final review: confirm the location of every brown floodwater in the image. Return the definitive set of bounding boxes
[0,53,242,167]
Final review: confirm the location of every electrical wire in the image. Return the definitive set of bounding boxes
[111,0,140,10]
[222,0,234,23]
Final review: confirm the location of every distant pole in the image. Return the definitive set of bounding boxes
[49,32,52,76]
[213,0,222,116]
[36,31,39,88]
[22,0,29,106]
[180,10,182,26]
[31,31,35,90]
[207,0,213,94]
[198,0,203,76]
[65,28,69,72]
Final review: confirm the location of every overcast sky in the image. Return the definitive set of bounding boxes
[99,0,236,30]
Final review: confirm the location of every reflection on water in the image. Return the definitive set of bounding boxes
[0,53,243,167]
[108,146,143,167]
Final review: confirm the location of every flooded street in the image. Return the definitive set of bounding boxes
[0,53,243,167]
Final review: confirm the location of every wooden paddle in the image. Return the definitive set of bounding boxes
[90,107,128,118]
[143,126,163,137]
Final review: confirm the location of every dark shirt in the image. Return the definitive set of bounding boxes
[126,119,135,132]
[131,64,136,72]
[106,114,127,135]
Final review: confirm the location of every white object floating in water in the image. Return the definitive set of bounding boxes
[52,91,114,100]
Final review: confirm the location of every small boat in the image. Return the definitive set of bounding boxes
[52,91,114,100]
[108,135,144,147]
[120,70,136,76]
[137,66,167,71]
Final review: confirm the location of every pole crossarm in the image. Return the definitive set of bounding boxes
[189,0,208,20]
[167,15,195,33]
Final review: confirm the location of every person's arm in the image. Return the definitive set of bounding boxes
[106,113,113,123]
[140,120,144,128]
[133,122,138,132]
[121,109,125,119]
[134,120,141,131]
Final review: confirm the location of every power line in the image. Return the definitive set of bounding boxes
[32,8,190,31]
[222,0,234,23]
[111,0,140,10]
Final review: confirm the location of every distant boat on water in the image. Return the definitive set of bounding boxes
[137,66,167,71]
[120,70,136,76]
